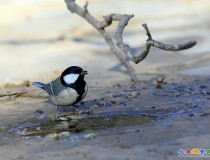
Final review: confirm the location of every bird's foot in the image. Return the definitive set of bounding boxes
[78,109,93,114]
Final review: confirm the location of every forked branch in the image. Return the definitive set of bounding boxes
[64,0,197,85]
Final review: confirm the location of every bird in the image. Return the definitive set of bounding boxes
[32,66,88,107]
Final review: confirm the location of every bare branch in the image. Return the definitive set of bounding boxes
[64,0,197,85]
[151,40,197,51]
[65,0,140,85]
[115,20,197,64]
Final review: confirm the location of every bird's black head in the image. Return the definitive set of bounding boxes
[60,66,88,86]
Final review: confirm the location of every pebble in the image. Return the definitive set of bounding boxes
[84,133,96,139]
[54,121,69,130]
[126,91,140,99]
[47,133,59,141]
[47,131,70,141]
[58,132,70,138]
[34,109,44,114]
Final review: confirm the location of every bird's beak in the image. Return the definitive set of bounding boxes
[81,70,88,75]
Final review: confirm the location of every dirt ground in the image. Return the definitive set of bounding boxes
[0,0,210,160]
[0,74,210,160]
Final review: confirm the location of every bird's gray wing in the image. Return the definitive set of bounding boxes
[50,77,68,96]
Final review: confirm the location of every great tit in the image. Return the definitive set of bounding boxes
[32,66,88,106]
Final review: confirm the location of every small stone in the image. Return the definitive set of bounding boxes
[175,93,181,97]
[120,144,131,149]
[97,99,106,106]
[112,84,121,88]
[200,85,207,89]
[189,113,195,117]
[68,115,83,120]
[68,122,78,129]
[34,109,44,114]
[84,133,96,139]
[201,91,209,95]
[58,131,70,138]
[126,91,140,99]
[57,117,68,121]
[38,114,46,120]
[121,104,127,108]
[111,94,123,98]
[110,98,119,105]
[54,121,69,130]
[47,133,59,141]
[90,105,98,110]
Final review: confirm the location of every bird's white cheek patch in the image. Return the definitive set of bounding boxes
[63,74,79,84]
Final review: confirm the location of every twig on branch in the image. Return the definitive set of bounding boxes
[142,24,152,40]
[83,1,88,11]
[65,0,140,85]
[64,0,197,86]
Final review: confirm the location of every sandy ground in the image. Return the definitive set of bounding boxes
[0,0,210,160]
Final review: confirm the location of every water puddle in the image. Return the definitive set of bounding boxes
[15,111,158,137]
[9,96,200,139]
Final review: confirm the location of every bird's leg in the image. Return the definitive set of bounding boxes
[56,104,92,118]
[56,105,62,118]
[56,105,71,118]
[57,104,80,113]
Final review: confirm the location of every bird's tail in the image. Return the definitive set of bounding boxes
[32,82,52,95]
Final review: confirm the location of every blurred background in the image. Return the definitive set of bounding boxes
[0,0,210,84]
